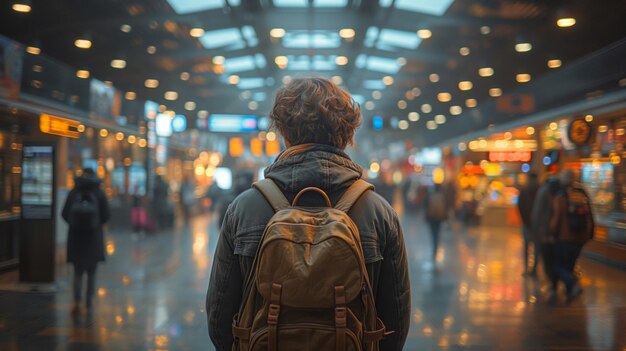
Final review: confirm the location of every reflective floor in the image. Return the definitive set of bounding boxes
[1,213,625,351]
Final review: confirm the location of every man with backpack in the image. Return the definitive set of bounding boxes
[62,168,110,314]
[206,77,410,351]
[549,169,594,303]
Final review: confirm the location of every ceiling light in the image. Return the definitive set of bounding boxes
[212,56,225,65]
[12,2,31,13]
[516,73,531,83]
[26,46,40,55]
[180,72,190,80]
[397,57,407,66]
[104,80,113,87]
[164,91,178,100]
[480,26,491,35]
[76,70,90,79]
[515,42,532,52]
[458,142,467,151]
[274,55,288,68]
[434,114,446,124]
[547,59,562,68]
[459,47,470,56]
[489,88,502,97]
[248,101,258,110]
[458,81,473,91]
[339,28,356,40]
[331,76,343,85]
[189,27,205,37]
[184,101,196,111]
[270,28,286,38]
[228,75,240,85]
[382,76,394,85]
[466,98,477,108]
[526,126,535,135]
[421,104,432,113]
[417,29,432,39]
[372,91,382,99]
[398,120,409,130]
[115,132,124,141]
[585,114,593,122]
[556,18,576,27]
[335,56,349,65]
[426,121,437,130]
[198,110,209,118]
[411,87,421,96]
[74,39,92,49]
[282,76,292,84]
[450,106,462,115]
[144,79,159,88]
[110,59,127,69]
[147,46,157,54]
[478,67,494,77]
[365,101,375,110]
[429,73,439,83]
[125,91,136,100]
[408,112,419,121]
[437,92,451,102]
[120,24,132,33]
[100,129,108,137]
[397,100,407,109]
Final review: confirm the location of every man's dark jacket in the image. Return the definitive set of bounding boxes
[206,146,411,351]
[61,174,111,265]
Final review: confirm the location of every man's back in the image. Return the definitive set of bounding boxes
[206,145,410,351]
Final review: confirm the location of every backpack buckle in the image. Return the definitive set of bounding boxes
[334,306,347,327]
[268,304,280,325]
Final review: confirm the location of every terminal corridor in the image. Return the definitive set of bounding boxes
[2,214,625,351]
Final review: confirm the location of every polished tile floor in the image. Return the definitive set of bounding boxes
[1,213,625,351]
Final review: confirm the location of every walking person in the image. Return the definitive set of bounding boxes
[61,168,110,314]
[549,169,594,303]
[517,173,540,277]
[179,176,195,224]
[206,77,410,351]
[425,183,448,261]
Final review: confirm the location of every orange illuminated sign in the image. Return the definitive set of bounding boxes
[229,137,244,157]
[488,151,532,163]
[250,138,263,157]
[266,139,281,156]
[40,114,81,138]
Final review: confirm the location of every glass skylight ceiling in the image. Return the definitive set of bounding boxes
[363,80,386,90]
[365,27,421,51]
[237,78,265,90]
[287,55,336,70]
[274,0,348,7]
[224,54,266,73]
[166,0,238,14]
[379,0,455,15]
[282,31,341,49]
[199,26,258,50]
[356,55,401,74]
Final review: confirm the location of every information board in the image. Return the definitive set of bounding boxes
[21,146,54,219]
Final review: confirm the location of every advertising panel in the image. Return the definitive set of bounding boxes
[21,146,54,219]
[89,79,120,120]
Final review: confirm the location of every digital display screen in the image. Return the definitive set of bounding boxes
[208,114,258,132]
[21,145,54,219]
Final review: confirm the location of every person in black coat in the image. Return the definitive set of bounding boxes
[517,173,540,276]
[61,168,111,313]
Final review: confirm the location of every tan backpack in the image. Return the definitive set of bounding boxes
[231,179,388,351]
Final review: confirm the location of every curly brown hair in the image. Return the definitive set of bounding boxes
[269,77,362,150]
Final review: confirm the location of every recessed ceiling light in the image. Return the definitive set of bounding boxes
[110,59,126,69]
[125,91,136,100]
[397,100,407,109]
[547,59,562,68]
[270,28,286,38]
[515,42,532,52]
[104,81,113,87]
[365,101,375,110]
[408,112,419,121]
[584,114,593,122]
[382,76,394,85]
[164,91,178,101]
[146,46,157,54]
[411,87,421,96]
[26,46,40,55]
[417,29,432,39]
[76,70,90,79]
[398,120,409,130]
[183,101,196,111]
[556,18,576,27]
[458,81,473,91]
[274,55,288,68]
[335,56,349,65]
[437,92,451,102]
[189,27,205,37]
[426,120,437,130]
[516,73,531,83]
[372,91,382,100]
[212,56,225,65]
[480,26,491,35]
[248,101,258,110]
[465,98,477,108]
[526,126,535,135]
[434,114,446,124]
[74,39,92,49]
[331,76,343,85]
[180,72,190,81]
[228,75,240,85]
[459,47,470,56]
[282,76,292,85]
[478,67,494,77]
[12,2,31,13]
[120,24,132,33]
[429,73,439,83]
[421,104,432,113]
[144,79,159,88]
[339,28,356,40]
[489,88,503,97]
[397,57,407,66]
[450,105,462,115]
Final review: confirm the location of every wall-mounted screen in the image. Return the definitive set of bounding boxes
[21,145,54,219]
[208,114,258,133]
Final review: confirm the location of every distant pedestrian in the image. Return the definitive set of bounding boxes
[61,168,110,314]
[517,173,540,276]
[179,176,195,223]
[531,176,561,300]
[153,176,171,229]
[549,169,594,303]
[425,183,448,260]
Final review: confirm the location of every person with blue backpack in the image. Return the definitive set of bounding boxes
[62,168,110,314]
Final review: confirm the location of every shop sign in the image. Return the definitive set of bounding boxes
[488,151,532,163]
[568,119,592,146]
[39,113,80,138]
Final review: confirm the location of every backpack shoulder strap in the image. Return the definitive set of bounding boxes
[335,179,374,213]
[252,179,290,212]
